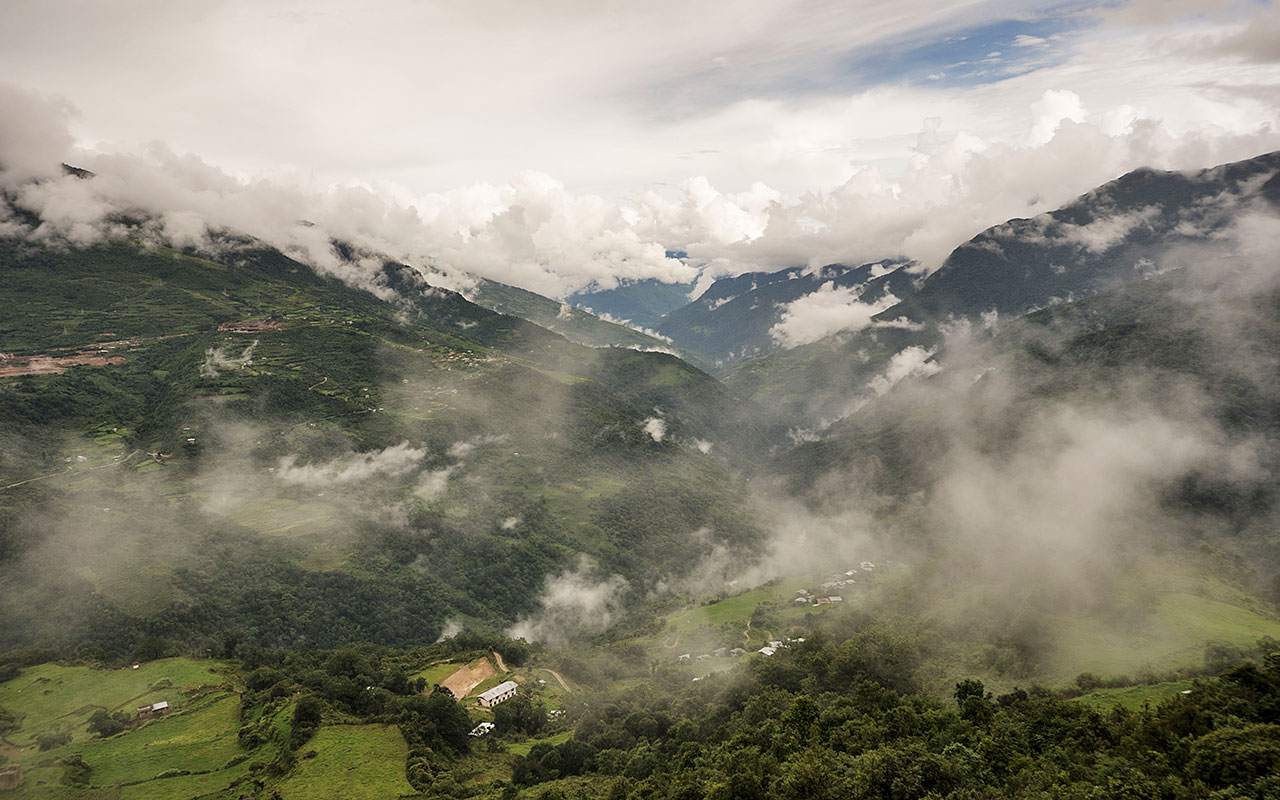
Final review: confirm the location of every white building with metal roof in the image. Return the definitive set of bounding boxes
[477,680,519,707]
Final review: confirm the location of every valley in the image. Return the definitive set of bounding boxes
[2,128,1279,797]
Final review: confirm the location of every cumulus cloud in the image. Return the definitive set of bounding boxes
[867,345,942,397]
[643,417,667,442]
[414,467,456,501]
[276,441,427,486]
[200,339,258,378]
[507,563,630,645]
[770,281,900,347]
[2,2,1280,304]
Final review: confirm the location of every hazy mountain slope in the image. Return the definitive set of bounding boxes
[567,276,696,330]
[782,267,1280,559]
[725,150,1280,423]
[466,278,676,352]
[0,237,771,653]
[883,149,1280,323]
[657,260,917,366]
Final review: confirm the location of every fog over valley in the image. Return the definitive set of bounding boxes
[3,2,1280,798]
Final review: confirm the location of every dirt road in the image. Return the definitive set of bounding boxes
[542,669,571,692]
[492,651,508,672]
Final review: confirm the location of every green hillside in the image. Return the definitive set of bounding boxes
[468,279,677,353]
[0,238,771,657]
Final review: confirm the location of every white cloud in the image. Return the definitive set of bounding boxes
[643,417,667,442]
[415,467,456,501]
[770,282,899,347]
[1057,205,1162,253]
[507,564,630,645]
[1,2,1279,301]
[275,441,428,486]
[867,345,942,397]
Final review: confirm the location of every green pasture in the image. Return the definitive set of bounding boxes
[276,725,413,800]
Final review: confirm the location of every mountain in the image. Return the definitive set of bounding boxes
[567,275,696,331]
[3,153,1280,800]
[465,278,677,352]
[725,150,1280,422]
[0,234,778,654]
[883,150,1280,324]
[658,259,917,366]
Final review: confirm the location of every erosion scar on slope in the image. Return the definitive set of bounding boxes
[439,658,497,700]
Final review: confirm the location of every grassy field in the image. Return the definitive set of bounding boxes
[1040,592,1280,686]
[276,725,414,800]
[412,661,461,687]
[0,658,232,748]
[650,577,841,657]
[77,693,243,786]
[1073,680,1196,711]
[0,658,245,799]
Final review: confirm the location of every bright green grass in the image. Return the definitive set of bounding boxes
[506,730,572,757]
[412,661,460,687]
[1042,593,1280,685]
[118,760,252,800]
[657,578,826,648]
[276,725,413,800]
[0,659,231,748]
[78,693,244,786]
[541,476,625,523]
[1074,680,1196,711]
[448,750,516,788]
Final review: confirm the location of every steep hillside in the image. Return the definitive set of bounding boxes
[659,260,916,366]
[882,150,1280,323]
[0,237,775,656]
[726,150,1280,423]
[567,275,695,331]
[466,279,677,352]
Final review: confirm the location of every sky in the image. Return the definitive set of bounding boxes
[2,0,1280,300]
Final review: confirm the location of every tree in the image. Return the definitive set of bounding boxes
[87,709,129,738]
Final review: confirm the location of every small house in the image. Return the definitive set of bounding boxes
[469,722,495,737]
[477,680,519,708]
[677,653,691,663]
[758,646,777,657]
[137,700,171,719]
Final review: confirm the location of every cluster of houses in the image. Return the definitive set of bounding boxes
[794,561,878,606]
[677,647,748,663]
[678,636,807,663]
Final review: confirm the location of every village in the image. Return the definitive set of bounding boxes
[671,560,881,666]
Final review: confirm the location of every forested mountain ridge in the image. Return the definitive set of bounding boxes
[0,231,778,656]
[882,149,1280,324]
[724,149,1280,422]
[656,259,917,366]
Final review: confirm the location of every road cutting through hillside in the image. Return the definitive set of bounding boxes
[542,669,571,692]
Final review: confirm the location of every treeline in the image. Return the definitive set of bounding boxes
[493,633,1280,800]
[232,636,537,794]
